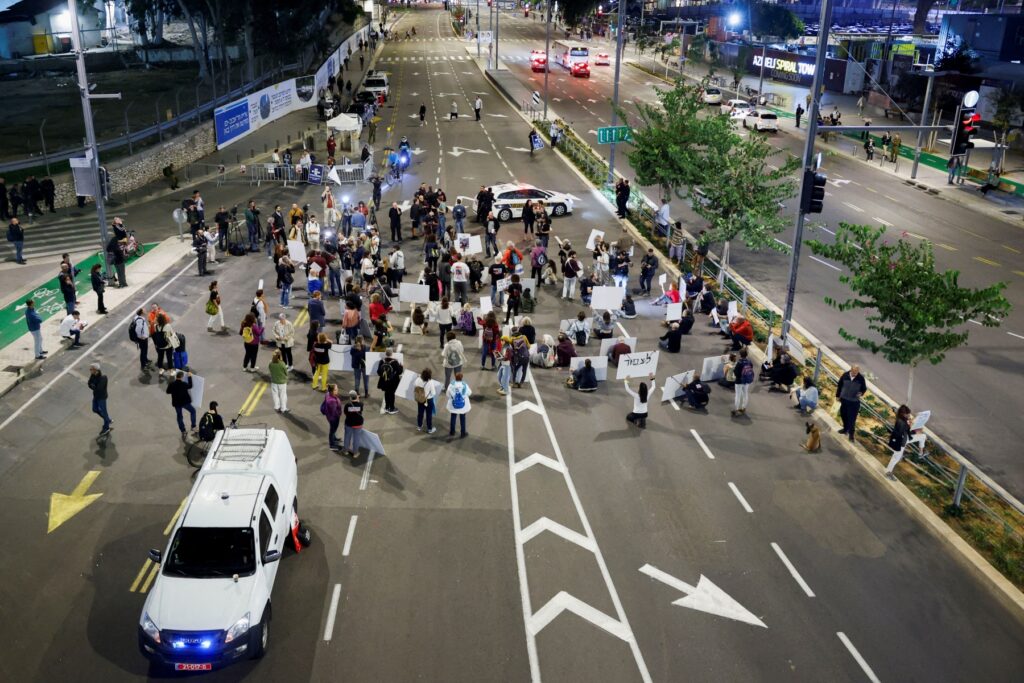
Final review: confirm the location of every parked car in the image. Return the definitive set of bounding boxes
[743,109,779,132]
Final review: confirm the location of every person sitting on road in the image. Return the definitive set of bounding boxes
[791,376,819,415]
[607,336,632,366]
[718,353,738,389]
[570,358,598,392]
[531,334,556,368]
[681,373,711,411]
[618,294,637,319]
[658,322,684,353]
[554,333,577,368]
[678,308,695,335]
[652,282,681,307]
[592,310,615,340]
[566,311,590,347]
[769,354,799,392]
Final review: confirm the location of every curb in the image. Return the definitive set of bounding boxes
[482,59,1024,615]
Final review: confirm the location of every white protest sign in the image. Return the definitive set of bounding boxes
[189,374,205,410]
[518,278,538,297]
[328,344,353,371]
[497,277,510,293]
[396,369,419,402]
[665,302,683,322]
[479,297,493,315]
[353,427,386,456]
[727,300,739,321]
[615,350,660,380]
[399,282,431,304]
[287,239,307,264]
[571,355,609,381]
[768,334,806,365]
[599,336,637,358]
[911,410,931,431]
[660,370,694,402]
[701,355,726,382]
[454,233,483,255]
[658,273,667,288]
[586,229,605,251]
[591,285,624,311]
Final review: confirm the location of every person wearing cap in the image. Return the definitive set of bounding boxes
[342,389,364,455]
[88,363,112,437]
[198,402,226,441]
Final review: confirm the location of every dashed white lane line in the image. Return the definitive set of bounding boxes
[323,584,342,641]
[727,482,754,513]
[809,255,842,272]
[872,217,893,227]
[669,399,681,411]
[842,201,865,213]
[359,451,377,491]
[771,542,816,598]
[342,515,358,556]
[837,632,881,683]
[1008,331,1024,341]
[690,429,715,459]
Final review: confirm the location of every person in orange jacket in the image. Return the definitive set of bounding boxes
[728,316,754,350]
[501,241,524,272]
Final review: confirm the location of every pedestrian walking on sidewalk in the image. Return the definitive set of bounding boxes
[795,103,804,129]
[731,348,754,417]
[947,156,962,184]
[269,350,289,412]
[91,264,107,314]
[836,365,867,442]
[25,299,45,360]
[167,370,197,439]
[445,372,472,437]
[88,363,112,437]
[6,216,25,264]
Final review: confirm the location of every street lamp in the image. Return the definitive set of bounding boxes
[727,11,742,29]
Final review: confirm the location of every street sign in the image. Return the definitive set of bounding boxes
[532,91,541,105]
[597,126,632,144]
[478,30,493,44]
[308,164,324,185]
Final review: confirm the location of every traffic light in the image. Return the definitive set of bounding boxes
[799,169,827,214]
[950,106,980,156]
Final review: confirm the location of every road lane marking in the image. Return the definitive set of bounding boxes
[240,381,268,416]
[837,632,881,683]
[0,257,197,434]
[935,243,957,251]
[974,256,1000,267]
[1007,332,1024,341]
[323,584,342,641]
[162,497,187,535]
[727,483,753,513]
[809,255,842,271]
[342,515,358,556]
[690,429,715,459]
[771,542,815,597]
[1016,270,1024,278]
[129,560,153,593]
[872,217,892,227]
[842,202,865,213]
[884,195,898,202]
[359,451,376,491]
[669,399,681,411]
[968,319,983,326]
[1002,244,1021,254]
[140,561,160,594]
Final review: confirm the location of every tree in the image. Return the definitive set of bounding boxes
[562,0,598,27]
[807,223,1011,405]
[912,0,936,36]
[732,44,755,92]
[936,37,979,74]
[988,88,1024,174]
[692,126,800,283]
[750,2,804,40]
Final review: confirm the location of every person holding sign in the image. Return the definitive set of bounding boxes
[624,375,655,429]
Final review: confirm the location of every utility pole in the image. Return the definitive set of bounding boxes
[476,0,481,58]
[495,0,500,65]
[911,68,943,179]
[781,0,834,342]
[606,1,626,186]
[543,1,552,120]
[68,0,120,280]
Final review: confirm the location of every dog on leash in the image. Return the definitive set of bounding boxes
[802,421,821,453]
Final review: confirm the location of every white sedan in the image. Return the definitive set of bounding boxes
[703,87,722,105]
[721,99,751,116]
[595,52,610,66]
[473,184,579,222]
[743,109,779,132]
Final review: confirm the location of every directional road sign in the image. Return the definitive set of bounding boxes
[597,126,632,144]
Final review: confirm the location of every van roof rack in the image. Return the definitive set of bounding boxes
[209,428,270,463]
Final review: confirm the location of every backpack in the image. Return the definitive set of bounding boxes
[483,327,495,343]
[514,337,530,363]
[205,299,219,315]
[128,317,140,343]
[535,251,548,267]
[737,359,755,384]
[198,412,217,441]
[250,300,260,317]
[242,326,254,344]
[446,346,462,367]
[320,396,330,415]
[451,383,466,410]
[510,251,521,266]
[379,360,395,384]
[414,385,427,404]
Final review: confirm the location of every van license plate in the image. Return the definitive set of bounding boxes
[175,663,212,671]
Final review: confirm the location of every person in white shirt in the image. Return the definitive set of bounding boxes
[414,367,442,433]
[474,96,483,121]
[360,255,376,286]
[205,227,218,263]
[389,246,405,289]
[445,372,472,437]
[451,257,470,305]
[450,100,459,120]
[59,310,87,347]
[306,215,321,250]
[624,375,655,429]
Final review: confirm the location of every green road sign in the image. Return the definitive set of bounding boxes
[597,126,632,144]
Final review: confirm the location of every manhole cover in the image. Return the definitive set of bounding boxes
[3,365,22,373]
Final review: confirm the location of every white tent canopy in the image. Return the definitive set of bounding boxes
[326,113,362,134]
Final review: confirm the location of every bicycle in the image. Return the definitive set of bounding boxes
[184,412,243,468]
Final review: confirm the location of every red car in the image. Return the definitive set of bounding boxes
[571,61,590,78]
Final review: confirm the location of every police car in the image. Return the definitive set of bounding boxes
[477,184,579,222]
[138,429,304,671]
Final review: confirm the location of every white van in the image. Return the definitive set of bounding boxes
[362,73,390,100]
[138,429,303,672]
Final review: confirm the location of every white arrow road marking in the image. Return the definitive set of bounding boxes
[587,98,598,103]
[397,200,412,213]
[410,147,426,156]
[587,129,598,136]
[510,400,543,415]
[528,591,634,641]
[552,97,562,102]
[487,113,509,118]
[520,517,596,552]
[512,452,565,474]
[408,114,420,119]
[410,92,420,96]
[639,564,767,628]
[829,178,852,187]
[447,146,489,157]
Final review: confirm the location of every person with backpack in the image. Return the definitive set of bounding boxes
[504,273,523,325]
[320,384,344,451]
[351,336,370,397]
[562,250,581,300]
[197,401,226,442]
[240,313,260,372]
[502,241,524,273]
[414,368,441,433]
[452,198,466,233]
[566,310,589,347]
[269,350,290,412]
[311,332,332,391]
[529,241,548,283]
[341,388,364,455]
[731,347,755,417]
[478,310,501,369]
[509,329,531,388]
[624,375,655,429]
[441,330,466,389]
[206,281,225,333]
[152,313,178,378]
[128,307,150,371]
[445,372,472,438]
[377,349,404,414]
[166,370,197,439]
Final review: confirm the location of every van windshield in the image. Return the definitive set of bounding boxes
[163,527,256,578]
[365,79,386,88]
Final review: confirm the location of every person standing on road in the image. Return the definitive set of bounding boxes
[442,331,466,389]
[451,257,470,305]
[273,313,295,370]
[130,308,150,371]
[167,370,197,439]
[856,95,865,116]
[562,250,581,300]
[377,349,403,414]
[25,299,45,360]
[245,201,261,252]
[474,96,483,121]
[240,314,260,372]
[206,281,224,333]
[88,363,112,437]
[836,365,867,442]
[638,248,658,296]
[445,372,472,438]
[269,350,290,413]
[6,216,25,264]
[308,290,326,331]
[449,100,459,121]
[731,347,755,417]
[312,332,332,391]
[795,103,804,129]
[342,389,364,455]
[351,336,370,397]
[322,384,343,451]
[277,256,295,308]
[624,375,654,429]
[419,103,427,126]
[153,313,178,377]
[414,368,440,433]
[90,263,107,314]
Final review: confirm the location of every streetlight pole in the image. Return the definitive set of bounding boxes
[781,0,834,342]
[606,1,626,186]
[68,0,119,280]
[543,1,552,120]
[476,0,480,58]
[911,68,941,179]
[495,0,500,65]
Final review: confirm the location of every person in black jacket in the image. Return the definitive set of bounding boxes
[885,404,914,478]
[388,202,402,242]
[88,363,112,436]
[658,322,684,353]
[836,365,867,442]
[106,234,127,287]
[768,354,798,392]
[59,271,77,315]
[166,370,196,438]
[90,263,107,314]
[377,349,403,414]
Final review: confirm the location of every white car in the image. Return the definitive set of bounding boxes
[703,87,722,105]
[743,109,779,132]
[595,52,610,66]
[138,429,302,672]
[475,183,579,222]
[721,99,751,116]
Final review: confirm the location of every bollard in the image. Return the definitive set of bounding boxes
[952,464,969,509]
[812,347,823,384]
[251,149,255,159]
[236,153,240,164]
[287,134,291,144]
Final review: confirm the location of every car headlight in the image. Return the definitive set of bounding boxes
[141,613,161,644]
[224,613,250,644]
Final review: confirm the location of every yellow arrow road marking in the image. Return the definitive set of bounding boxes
[48,470,102,534]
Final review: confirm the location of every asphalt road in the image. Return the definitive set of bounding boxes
[1,8,1023,683]
[487,10,1024,500]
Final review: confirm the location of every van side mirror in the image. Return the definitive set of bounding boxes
[263,549,281,565]
[148,549,162,564]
